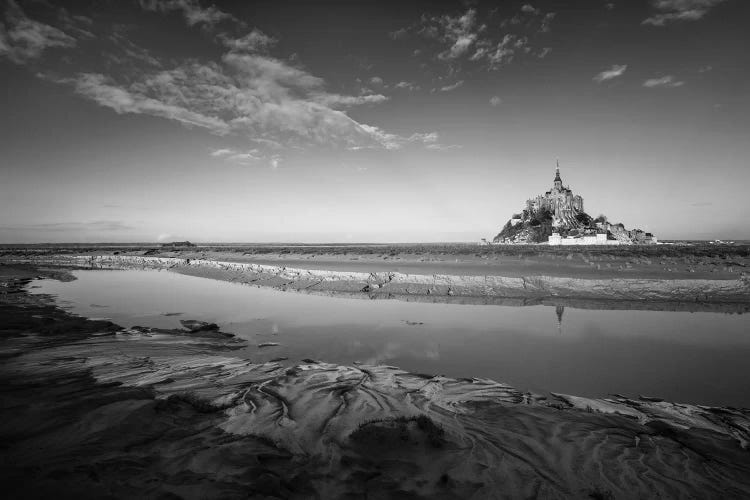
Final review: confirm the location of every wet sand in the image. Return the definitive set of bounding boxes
[1,263,750,499]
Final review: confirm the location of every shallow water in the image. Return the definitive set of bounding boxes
[30,269,750,407]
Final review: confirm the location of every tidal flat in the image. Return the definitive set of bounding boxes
[1,245,749,499]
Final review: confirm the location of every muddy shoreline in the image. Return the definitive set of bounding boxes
[2,262,750,498]
[6,252,749,311]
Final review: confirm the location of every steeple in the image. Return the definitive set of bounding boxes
[553,160,562,189]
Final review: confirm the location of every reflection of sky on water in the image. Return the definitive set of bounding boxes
[30,270,750,407]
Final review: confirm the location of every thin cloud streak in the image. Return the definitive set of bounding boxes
[593,64,627,83]
[642,0,727,26]
[643,75,685,87]
[139,0,239,28]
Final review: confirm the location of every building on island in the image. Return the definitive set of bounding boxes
[526,162,584,228]
[492,162,658,245]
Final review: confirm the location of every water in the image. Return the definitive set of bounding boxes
[30,269,750,407]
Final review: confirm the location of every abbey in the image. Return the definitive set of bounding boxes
[492,162,657,245]
[526,164,584,228]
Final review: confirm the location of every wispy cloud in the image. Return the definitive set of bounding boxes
[210,148,236,157]
[593,64,627,83]
[139,0,239,28]
[0,0,76,64]
[353,127,444,151]
[425,143,462,151]
[218,29,276,53]
[390,7,554,73]
[61,72,230,133]
[211,147,279,167]
[642,0,727,26]
[108,31,162,68]
[439,80,464,92]
[50,47,439,153]
[643,75,685,88]
[395,81,420,91]
[226,150,262,164]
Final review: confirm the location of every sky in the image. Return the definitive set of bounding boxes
[1,0,748,243]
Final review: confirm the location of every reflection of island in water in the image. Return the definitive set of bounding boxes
[556,305,565,333]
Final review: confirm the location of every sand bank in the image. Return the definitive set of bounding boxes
[11,253,749,308]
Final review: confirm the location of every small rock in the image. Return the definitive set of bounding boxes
[258,342,280,348]
[180,320,220,332]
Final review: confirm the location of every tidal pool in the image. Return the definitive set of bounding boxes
[30,269,750,407]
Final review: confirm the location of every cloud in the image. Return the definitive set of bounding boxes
[643,75,685,87]
[593,64,627,83]
[211,147,281,167]
[219,29,276,53]
[369,76,384,85]
[354,127,443,151]
[139,0,238,28]
[0,0,76,64]
[210,148,235,157]
[22,6,447,155]
[226,150,262,164]
[392,7,554,73]
[315,93,389,107]
[109,32,162,67]
[425,143,462,150]
[389,27,409,40]
[54,51,414,152]
[395,81,420,91]
[489,96,502,106]
[63,72,230,133]
[642,0,727,26]
[439,80,464,92]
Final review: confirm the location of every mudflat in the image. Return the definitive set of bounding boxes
[1,262,749,499]
[5,242,748,280]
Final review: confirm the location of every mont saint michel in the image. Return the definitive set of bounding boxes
[494,164,657,245]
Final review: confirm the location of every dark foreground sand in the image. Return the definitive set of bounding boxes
[1,263,749,499]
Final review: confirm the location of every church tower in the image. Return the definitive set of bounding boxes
[553,161,563,191]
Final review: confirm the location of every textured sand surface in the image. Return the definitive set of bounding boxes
[1,264,749,499]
